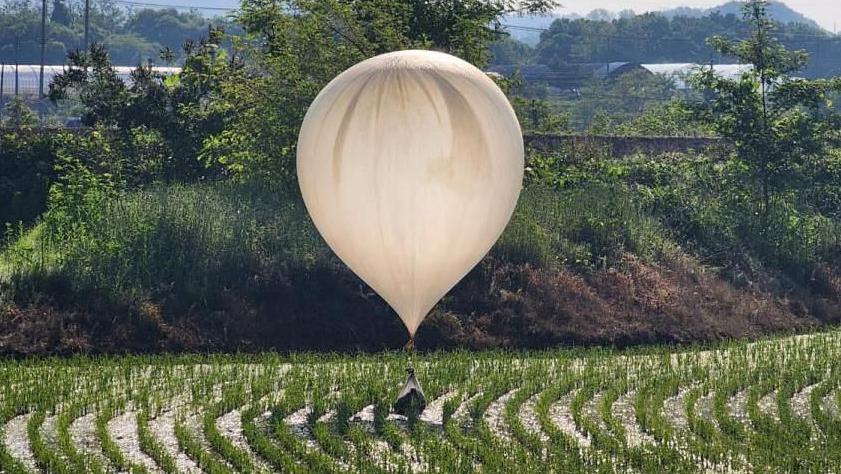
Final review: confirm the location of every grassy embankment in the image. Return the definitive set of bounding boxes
[2,148,841,354]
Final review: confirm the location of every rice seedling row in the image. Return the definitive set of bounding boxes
[2,332,841,472]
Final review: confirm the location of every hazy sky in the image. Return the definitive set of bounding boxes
[558,1,841,32]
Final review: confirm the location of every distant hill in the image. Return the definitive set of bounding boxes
[660,1,823,30]
[504,1,824,46]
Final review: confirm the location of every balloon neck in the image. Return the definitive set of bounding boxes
[404,335,416,352]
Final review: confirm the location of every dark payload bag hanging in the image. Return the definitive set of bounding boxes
[393,367,426,416]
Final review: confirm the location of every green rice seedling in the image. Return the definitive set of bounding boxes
[3,330,841,472]
[136,410,178,474]
[174,415,233,474]
[94,402,150,474]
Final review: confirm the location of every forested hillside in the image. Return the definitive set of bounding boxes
[661,0,821,27]
[498,9,841,78]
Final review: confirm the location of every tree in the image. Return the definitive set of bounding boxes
[49,29,241,182]
[533,9,840,77]
[125,8,209,58]
[489,36,533,65]
[103,33,160,64]
[201,0,559,181]
[618,9,635,19]
[693,0,841,223]
[2,97,39,128]
[50,0,71,26]
[586,9,613,22]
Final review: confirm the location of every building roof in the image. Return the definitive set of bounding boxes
[710,64,754,81]
[638,63,753,90]
[487,61,753,91]
[639,63,700,89]
[592,62,641,78]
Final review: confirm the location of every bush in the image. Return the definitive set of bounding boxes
[520,147,841,291]
[1,126,177,244]
[1,97,39,128]
[0,130,56,236]
[494,184,668,269]
[6,181,325,306]
[5,176,673,307]
[626,153,841,287]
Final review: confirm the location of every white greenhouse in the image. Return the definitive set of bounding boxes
[0,64,181,99]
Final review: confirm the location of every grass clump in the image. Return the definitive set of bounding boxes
[495,183,668,268]
[2,181,327,306]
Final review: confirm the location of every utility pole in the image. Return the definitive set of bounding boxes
[0,62,5,121]
[606,35,611,76]
[40,0,47,98]
[84,0,90,51]
[14,37,19,97]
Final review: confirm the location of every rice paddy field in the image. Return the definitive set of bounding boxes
[1,330,841,473]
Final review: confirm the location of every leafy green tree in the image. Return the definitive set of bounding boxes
[511,97,571,134]
[489,36,533,65]
[124,8,211,59]
[693,0,841,221]
[533,9,840,78]
[50,0,72,26]
[49,29,240,181]
[50,44,130,126]
[202,0,558,180]
[1,96,38,128]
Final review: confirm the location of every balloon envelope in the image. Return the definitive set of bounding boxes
[297,50,523,336]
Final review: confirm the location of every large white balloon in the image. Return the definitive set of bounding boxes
[297,50,523,337]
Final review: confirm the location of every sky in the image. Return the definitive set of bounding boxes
[557,1,841,32]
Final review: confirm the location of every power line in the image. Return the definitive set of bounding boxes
[39,0,46,98]
[501,24,547,32]
[112,0,236,11]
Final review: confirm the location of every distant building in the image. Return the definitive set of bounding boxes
[0,64,181,99]
[487,64,599,89]
[592,62,643,78]
[639,63,753,90]
[487,62,753,91]
[638,63,699,90]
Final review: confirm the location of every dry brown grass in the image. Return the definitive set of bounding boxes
[0,251,833,355]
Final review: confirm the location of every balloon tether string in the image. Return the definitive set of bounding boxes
[405,334,415,370]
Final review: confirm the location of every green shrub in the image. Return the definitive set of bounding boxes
[494,184,669,269]
[494,210,554,266]
[625,153,841,285]
[1,97,39,128]
[2,180,328,305]
[0,131,56,235]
